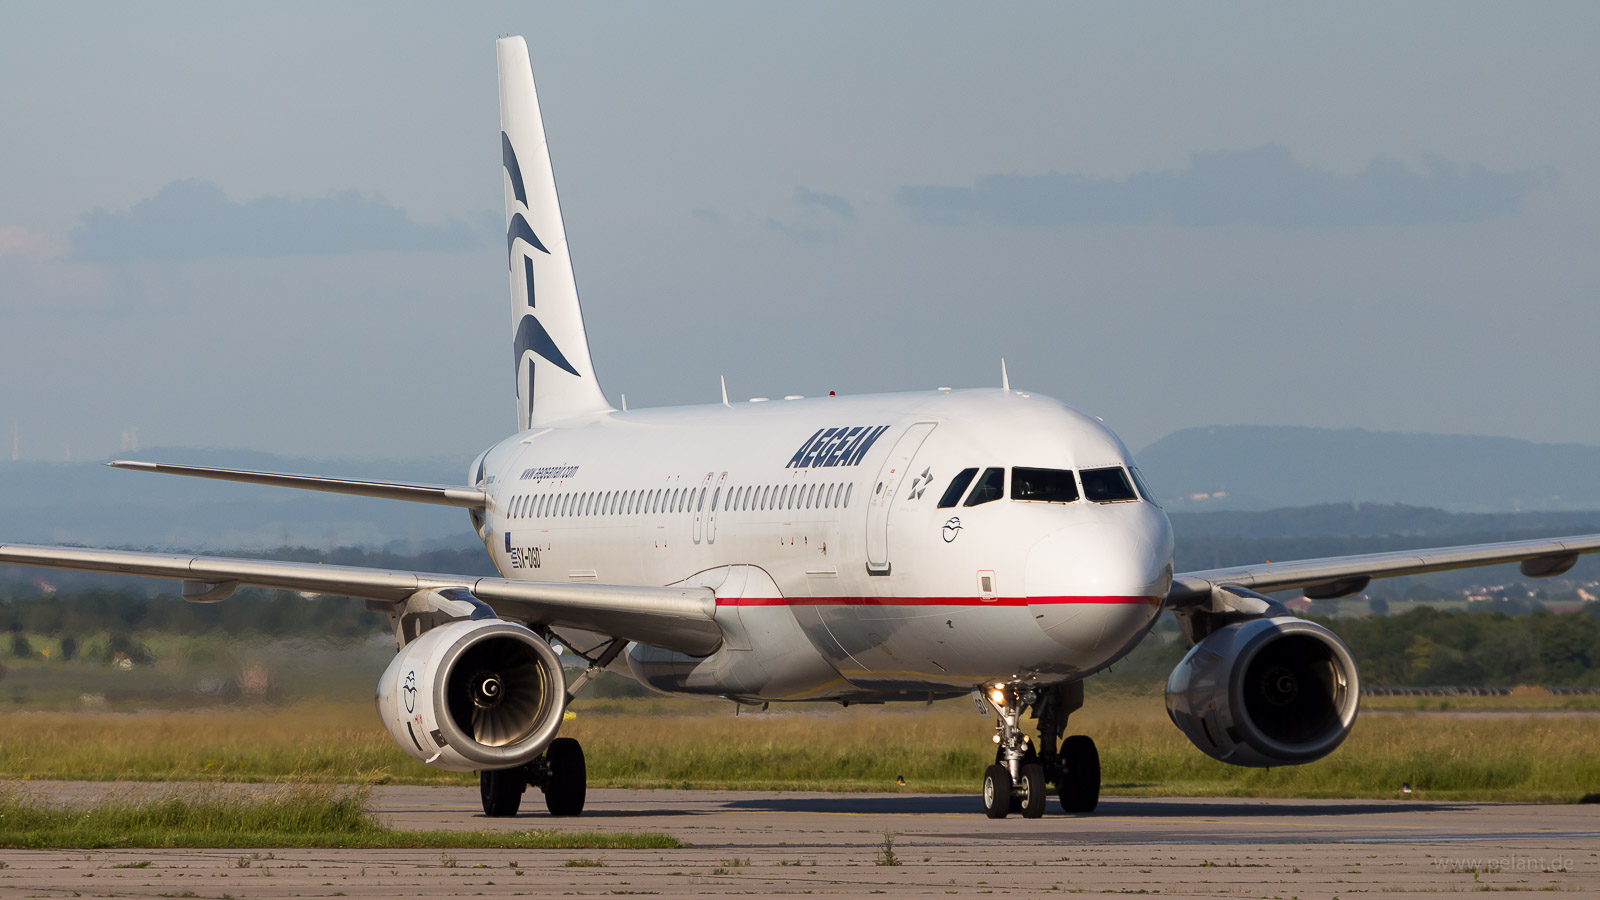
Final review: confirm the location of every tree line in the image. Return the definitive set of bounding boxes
[1318,606,1600,686]
[2,582,1597,686]
[1,584,386,651]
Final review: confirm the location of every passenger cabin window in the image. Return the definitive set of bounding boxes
[964,467,1005,506]
[1011,467,1079,503]
[1081,466,1138,503]
[938,468,979,508]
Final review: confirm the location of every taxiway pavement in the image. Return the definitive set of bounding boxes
[2,783,1596,897]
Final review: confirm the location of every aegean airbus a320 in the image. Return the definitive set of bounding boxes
[5,36,1598,820]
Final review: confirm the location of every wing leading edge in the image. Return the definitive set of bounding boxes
[107,460,488,510]
[1168,533,1600,607]
[0,543,719,656]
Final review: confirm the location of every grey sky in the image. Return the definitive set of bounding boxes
[2,2,1597,465]
[899,146,1545,228]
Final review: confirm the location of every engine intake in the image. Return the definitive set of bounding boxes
[375,618,566,772]
[1165,616,1359,767]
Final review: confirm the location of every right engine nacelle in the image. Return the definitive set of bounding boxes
[375,618,566,773]
[1165,616,1360,768]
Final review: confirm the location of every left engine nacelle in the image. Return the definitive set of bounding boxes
[375,618,566,773]
[1165,616,1360,768]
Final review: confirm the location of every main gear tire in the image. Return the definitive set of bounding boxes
[1058,734,1100,814]
[480,766,526,817]
[542,737,587,817]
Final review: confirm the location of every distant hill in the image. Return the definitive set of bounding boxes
[0,447,477,551]
[1138,426,1600,512]
[1168,502,1600,541]
[1168,503,1600,598]
[10,429,1600,550]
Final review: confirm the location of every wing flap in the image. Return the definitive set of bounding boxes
[1169,533,1600,606]
[108,460,487,510]
[0,543,719,655]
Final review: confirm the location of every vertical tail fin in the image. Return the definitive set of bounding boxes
[497,36,612,429]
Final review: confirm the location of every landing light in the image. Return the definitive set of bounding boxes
[989,687,1007,707]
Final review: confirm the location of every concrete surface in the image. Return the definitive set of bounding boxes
[2,783,1596,897]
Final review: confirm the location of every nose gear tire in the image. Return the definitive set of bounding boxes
[1019,763,1047,819]
[981,764,1010,819]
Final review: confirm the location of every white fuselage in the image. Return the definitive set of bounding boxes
[472,388,1175,702]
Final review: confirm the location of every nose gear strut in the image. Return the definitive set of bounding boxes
[978,681,1100,819]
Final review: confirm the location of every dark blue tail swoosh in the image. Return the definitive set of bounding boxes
[515,313,580,377]
[507,213,550,266]
[501,132,528,207]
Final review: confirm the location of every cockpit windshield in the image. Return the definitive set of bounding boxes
[963,467,1005,506]
[1010,467,1079,503]
[937,468,979,509]
[1080,466,1138,503]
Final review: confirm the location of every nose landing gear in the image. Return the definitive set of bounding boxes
[979,680,1099,818]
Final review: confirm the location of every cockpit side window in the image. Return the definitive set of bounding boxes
[1081,466,1137,503]
[1129,467,1161,507]
[937,468,979,508]
[1011,467,1079,503]
[963,467,1005,506]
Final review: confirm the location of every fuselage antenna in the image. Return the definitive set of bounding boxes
[1001,358,1010,392]
[720,376,730,408]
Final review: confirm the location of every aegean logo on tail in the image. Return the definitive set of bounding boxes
[503,132,580,378]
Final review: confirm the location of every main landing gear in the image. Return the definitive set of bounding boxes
[479,736,588,817]
[979,681,1100,819]
[478,634,622,818]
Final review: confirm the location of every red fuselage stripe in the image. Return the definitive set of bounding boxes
[714,595,1157,607]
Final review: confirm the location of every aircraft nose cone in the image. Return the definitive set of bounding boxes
[1025,521,1171,602]
[1024,515,1174,660]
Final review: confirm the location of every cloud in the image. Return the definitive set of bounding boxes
[795,186,853,219]
[69,180,489,261]
[0,224,119,312]
[764,216,823,244]
[897,145,1544,228]
[0,225,64,260]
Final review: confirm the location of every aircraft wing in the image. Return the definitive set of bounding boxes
[107,460,488,509]
[1168,533,1600,606]
[0,543,720,656]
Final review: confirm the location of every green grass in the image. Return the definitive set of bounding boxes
[0,783,679,850]
[560,701,1600,801]
[1,697,1597,802]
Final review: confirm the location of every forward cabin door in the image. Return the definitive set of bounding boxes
[691,471,714,544]
[706,471,728,544]
[864,422,937,575]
